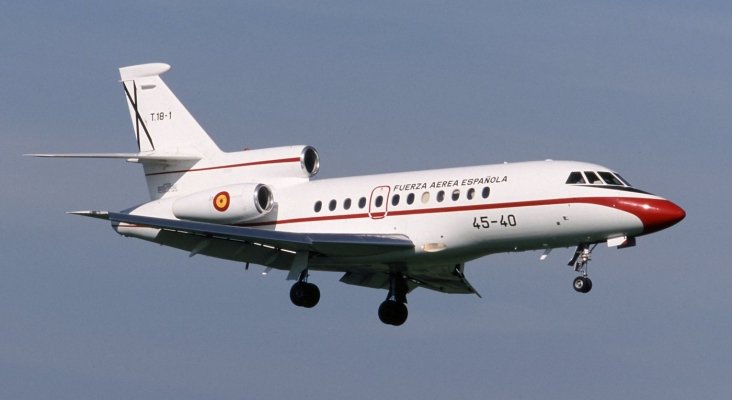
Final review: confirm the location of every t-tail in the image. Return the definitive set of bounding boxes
[29,63,321,201]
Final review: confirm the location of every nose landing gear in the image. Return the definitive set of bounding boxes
[569,244,596,294]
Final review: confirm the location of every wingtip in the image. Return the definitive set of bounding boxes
[67,211,110,220]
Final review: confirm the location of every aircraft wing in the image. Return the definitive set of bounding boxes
[105,212,413,256]
[408,264,481,296]
[79,212,478,296]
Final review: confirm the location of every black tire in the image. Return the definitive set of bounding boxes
[290,281,308,306]
[573,276,591,293]
[290,281,320,308]
[378,300,408,326]
[584,277,593,293]
[301,282,320,308]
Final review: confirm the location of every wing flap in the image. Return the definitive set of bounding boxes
[341,263,481,296]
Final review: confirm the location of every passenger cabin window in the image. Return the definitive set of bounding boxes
[375,196,384,207]
[437,190,445,202]
[358,197,367,209]
[566,171,586,184]
[584,171,603,184]
[482,187,490,199]
[467,188,475,200]
[314,201,322,212]
[328,199,337,211]
[343,198,352,210]
[421,192,430,204]
[452,189,460,201]
[406,193,415,205]
[391,194,400,206]
[598,171,623,186]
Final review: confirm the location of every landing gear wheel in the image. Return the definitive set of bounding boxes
[290,281,320,308]
[573,276,592,293]
[378,300,408,326]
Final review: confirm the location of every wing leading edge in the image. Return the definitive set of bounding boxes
[106,212,414,256]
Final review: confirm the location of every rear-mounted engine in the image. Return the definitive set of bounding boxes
[301,146,319,177]
[172,183,274,224]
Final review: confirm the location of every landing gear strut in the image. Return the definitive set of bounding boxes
[378,274,409,326]
[290,270,320,308]
[568,244,596,294]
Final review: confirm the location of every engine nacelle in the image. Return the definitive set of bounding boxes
[234,145,320,179]
[172,183,274,224]
[299,146,320,178]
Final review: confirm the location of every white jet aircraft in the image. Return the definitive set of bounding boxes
[32,63,685,326]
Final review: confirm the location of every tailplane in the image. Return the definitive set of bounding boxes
[29,63,223,200]
[30,63,318,202]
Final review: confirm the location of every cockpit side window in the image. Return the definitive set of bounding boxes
[598,171,624,186]
[584,171,603,184]
[613,173,632,186]
[566,171,586,184]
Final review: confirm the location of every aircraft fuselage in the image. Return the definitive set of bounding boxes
[116,159,683,272]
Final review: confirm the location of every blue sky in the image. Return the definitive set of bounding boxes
[1,1,729,399]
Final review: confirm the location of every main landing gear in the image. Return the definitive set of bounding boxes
[289,270,320,308]
[288,269,410,326]
[378,274,409,326]
[568,244,596,294]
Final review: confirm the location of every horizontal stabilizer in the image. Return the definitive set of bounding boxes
[27,153,202,161]
[119,63,171,81]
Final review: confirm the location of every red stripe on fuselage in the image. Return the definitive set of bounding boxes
[240,196,671,228]
[144,157,301,177]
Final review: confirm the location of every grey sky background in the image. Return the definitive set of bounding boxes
[1,1,729,399]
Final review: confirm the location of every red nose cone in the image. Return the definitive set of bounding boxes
[611,198,685,235]
[634,199,686,234]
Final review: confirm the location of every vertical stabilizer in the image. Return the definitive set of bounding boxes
[119,63,221,157]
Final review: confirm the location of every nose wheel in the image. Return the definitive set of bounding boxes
[573,276,592,293]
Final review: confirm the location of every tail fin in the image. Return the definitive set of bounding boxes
[119,63,221,157]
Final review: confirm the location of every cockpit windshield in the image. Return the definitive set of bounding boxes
[565,170,631,187]
[614,174,631,186]
[565,171,585,184]
[598,172,624,186]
